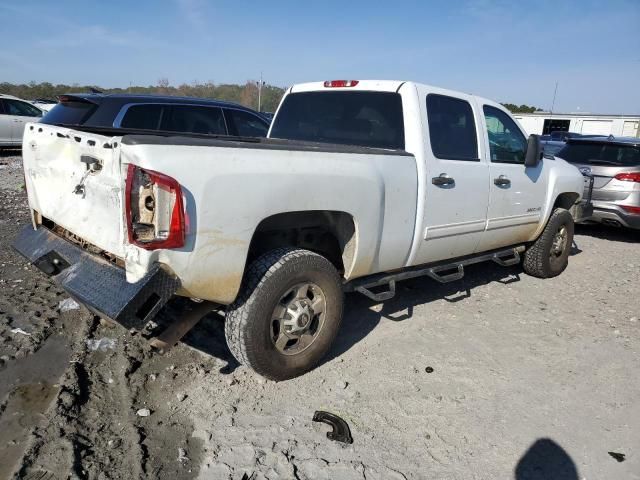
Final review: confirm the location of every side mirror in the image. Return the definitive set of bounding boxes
[525,134,542,167]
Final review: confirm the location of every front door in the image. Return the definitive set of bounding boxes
[413,93,490,265]
[0,100,13,144]
[477,104,546,252]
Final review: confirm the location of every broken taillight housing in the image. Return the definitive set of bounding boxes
[125,164,185,250]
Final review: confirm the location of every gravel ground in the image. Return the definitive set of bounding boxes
[1,151,639,480]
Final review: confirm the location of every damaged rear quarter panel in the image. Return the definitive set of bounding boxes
[120,142,418,304]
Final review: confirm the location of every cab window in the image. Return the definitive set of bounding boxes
[483,106,527,164]
[426,94,478,161]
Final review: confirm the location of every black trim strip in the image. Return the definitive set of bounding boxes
[121,134,414,156]
[48,123,413,156]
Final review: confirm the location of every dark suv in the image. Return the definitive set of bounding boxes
[556,136,640,229]
[41,94,270,138]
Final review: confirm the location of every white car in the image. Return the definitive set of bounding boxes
[30,99,58,113]
[14,79,591,379]
[0,94,44,147]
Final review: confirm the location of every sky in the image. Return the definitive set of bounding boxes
[1,0,639,114]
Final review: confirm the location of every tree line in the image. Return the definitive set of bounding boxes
[501,103,543,113]
[1,80,542,115]
[0,80,286,113]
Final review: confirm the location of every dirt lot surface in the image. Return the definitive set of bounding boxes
[1,151,639,480]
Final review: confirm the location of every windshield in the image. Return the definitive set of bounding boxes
[557,142,640,167]
[270,91,405,150]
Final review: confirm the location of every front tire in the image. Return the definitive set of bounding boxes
[523,208,574,278]
[225,247,343,381]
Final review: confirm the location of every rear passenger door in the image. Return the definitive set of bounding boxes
[413,92,490,265]
[476,104,546,251]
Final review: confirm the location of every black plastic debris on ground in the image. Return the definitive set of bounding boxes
[425,366,434,373]
[608,452,625,462]
[313,411,353,444]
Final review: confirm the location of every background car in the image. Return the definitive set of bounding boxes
[30,98,58,112]
[556,136,640,229]
[42,94,270,138]
[541,140,567,156]
[0,94,44,147]
[259,111,275,123]
[541,131,583,156]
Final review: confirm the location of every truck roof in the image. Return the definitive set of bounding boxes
[288,80,500,110]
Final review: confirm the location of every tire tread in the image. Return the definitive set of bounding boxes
[225,247,342,379]
[523,208,573,278]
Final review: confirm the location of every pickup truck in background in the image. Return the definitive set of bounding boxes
[14,80,591,380]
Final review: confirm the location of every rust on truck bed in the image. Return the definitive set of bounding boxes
[41,217,126,268]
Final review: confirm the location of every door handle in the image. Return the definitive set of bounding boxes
[432,173,455,186]
[494,175,511,186]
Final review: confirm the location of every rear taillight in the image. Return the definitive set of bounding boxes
[620,205,640,215]
[614,172,640,183]
[323,80,359,88]
[125,164,185,250]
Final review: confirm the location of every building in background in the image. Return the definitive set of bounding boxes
[514,112,640,138]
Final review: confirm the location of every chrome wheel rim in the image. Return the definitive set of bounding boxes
[550,226,568,258]
[271,282,326,355]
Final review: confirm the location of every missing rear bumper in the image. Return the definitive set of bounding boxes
[13,225,180,329]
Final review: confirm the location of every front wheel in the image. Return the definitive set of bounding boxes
[225,248,343,381]
[523,208,574,278]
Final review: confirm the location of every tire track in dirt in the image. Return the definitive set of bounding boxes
[14,318,149,480]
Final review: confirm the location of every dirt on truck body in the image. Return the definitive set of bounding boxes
[2,152,639,479]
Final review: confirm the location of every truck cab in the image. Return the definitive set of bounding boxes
[269,80,585,265]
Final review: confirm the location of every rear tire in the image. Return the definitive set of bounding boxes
[523,208,574,278]
[225,247,343,381]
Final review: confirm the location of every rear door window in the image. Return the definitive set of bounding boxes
[225,109,269,137]
[160,105,227,135]
[270,91,405,150]
[558,142,640,167]
[119,104,164,130]
[426,94,478,161]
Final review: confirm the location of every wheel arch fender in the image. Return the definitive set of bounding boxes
[246,210,360,278]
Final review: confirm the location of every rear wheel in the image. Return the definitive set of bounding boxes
[225,247,343,380]
[523,208,574,278]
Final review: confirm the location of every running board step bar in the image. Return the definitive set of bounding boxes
[346,246,525,301]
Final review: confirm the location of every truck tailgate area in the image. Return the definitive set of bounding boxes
[13,225,179,329]
[22,123,126,257]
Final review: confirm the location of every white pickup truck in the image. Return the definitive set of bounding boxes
[14,80,591,379]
